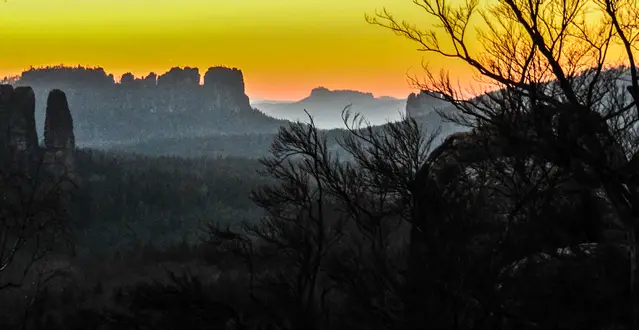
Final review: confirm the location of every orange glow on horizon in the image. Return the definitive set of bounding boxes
[0,0,483,101]
[0,0,626,101]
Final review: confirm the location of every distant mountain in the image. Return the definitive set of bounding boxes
[252,87,407,129]
[98,89,466,159]
[405,91,450,118]
[103,67,639,160]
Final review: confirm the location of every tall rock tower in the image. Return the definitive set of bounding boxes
[0,85,40,172]
[10,87,40,172]
[43,89,76,177]
[203,66,250,113]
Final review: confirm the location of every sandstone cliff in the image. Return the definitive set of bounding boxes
[17,65,281,144]
[203,67,250,114]
[43,89,76,175]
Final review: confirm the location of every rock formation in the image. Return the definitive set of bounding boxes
[16,65,281,142]
[44,89,76,175]
[142,72,157,87]
[0,84,15,154]
[158,67,200,87]
[405,90,448,118]
[120,72,135,86]
[203,66,245,94]
[203,66,250,114]
[0,85,39,170]
[0,84,76,179]
[10,87,39,171]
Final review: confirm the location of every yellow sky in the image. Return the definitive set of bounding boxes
[0,0,480,100]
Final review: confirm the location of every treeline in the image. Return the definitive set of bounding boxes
[108,133,279,159]
[108,129,353,159]
[107,113,457,159]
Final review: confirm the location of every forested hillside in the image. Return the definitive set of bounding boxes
[104,110,462,159]
[70,149,266,255]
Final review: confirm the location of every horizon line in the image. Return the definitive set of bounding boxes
[2,64,417,102]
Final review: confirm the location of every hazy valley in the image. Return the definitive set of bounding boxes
[251,87,408,128]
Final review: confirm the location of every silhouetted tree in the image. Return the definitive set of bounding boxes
[0,158,74,291]
[0,76,19,85]
[368,0,639,328]
[207,109,439,330]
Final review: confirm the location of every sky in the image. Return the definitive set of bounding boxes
[0,0,483,100]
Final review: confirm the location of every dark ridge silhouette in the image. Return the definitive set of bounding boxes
[405,90,448,118]
[21,65,115,86]
[203,66,245,94]
[120,72,135,85]
[15,65,287,146]
[157,67,200,87]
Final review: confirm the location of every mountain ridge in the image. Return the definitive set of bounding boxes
[252,86,408,128]
[13,65,288,146]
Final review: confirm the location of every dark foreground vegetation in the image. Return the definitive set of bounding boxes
[5,0,639,329]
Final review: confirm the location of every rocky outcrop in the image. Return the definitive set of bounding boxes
[45,90,75,149]
[0,84,76,179]
[120,72,135,86]
[156,67,201,113]
[158,67,200,87]
[0,85,39,170]
[203,66,250,114]
[143,72,157,86]
[16,65,282,143]
[44,89,76,175]
[404,90,466,138]
[204,67,245,94]
[9,87,39,172]
[405,90,448,118]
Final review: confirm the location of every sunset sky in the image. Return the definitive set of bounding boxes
[2,0,484,100]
